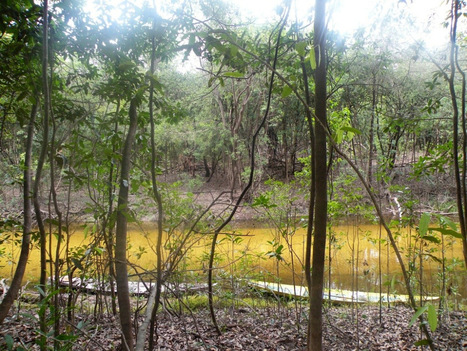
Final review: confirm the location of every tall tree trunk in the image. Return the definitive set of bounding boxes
[0,100,38,324]
[147,17,165,350]
[300,48,316,351]
[105,101,120,317]
[36,2,51,349]
[115,98,139,351]
[308,0,327,350]
[447,0,467,267]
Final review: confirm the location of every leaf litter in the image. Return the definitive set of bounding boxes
[0,300,466,350]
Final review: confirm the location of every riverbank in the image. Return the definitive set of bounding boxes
[0,170,459,226]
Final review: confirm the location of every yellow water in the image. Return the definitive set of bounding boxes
[1,222,465,301]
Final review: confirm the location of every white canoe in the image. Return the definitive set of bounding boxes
[247,280,439,304]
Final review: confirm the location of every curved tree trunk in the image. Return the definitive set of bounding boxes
[0,100,37,324]
[206,7,290,333]
[115,98,139,351]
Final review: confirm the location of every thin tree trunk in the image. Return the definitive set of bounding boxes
[448,0,467,268]
[308,0,327,350]
[100,100,120,317]
[207,7,290,333]
[106,102,120,316]
[36,2,51,349]
[300,46,316,351]
[49,98,63,347]
[0,100,38,324]
[115,98,139,351]
[147,15,165,350]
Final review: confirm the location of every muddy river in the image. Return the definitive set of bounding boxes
[1,222,465,303]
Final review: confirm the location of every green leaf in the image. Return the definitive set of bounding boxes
[295,42,307,57]
[424,253,442,264]
[147,73,164,93]
[71,258,83,270]
[118,61,136,72]
[430,227,462,239]
[340,126,362,135]
[230,45,239,57]
[427,304,438,331]
[335,129,343,144]
[56,333,77,341]
[309,48,316,70]
[251,194,277,209]
[16,90,28,102]
[421,235,440,244]
[208,76,215,87]
[5,335,14,351]
[389,275,396,291]
[442,216,457,231]
[45,218,60,227]
[419,213,430,236]
[409,305,428,327]
[224,72,244,78]
[281,85,293,98]
[94,247,105,255]
[414,339,431,346]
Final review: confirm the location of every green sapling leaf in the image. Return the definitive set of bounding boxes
[419,213,430,236]
[427,304,438,331]
[409,305,428,328]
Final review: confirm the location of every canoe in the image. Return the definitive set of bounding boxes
[54,276,210,296]
[247,280,439,304]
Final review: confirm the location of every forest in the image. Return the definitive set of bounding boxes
[0,0,467,350]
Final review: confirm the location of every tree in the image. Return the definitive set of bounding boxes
[0,101,37,324]
[307,0,327,350]
[444,0,467,267]
[115,97,140,351]
[0,0,42,325]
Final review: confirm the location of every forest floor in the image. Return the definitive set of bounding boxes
[1,293,466,350]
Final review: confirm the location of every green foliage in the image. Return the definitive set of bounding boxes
[329,104,359,144]
[409,303,437,332]
[418,213,430,236]
[418,213,462,240]
[411,142,453,179]
[251,194,277,209]
[266,240,284,261]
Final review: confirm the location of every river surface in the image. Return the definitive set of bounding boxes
[1,222,466,304]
